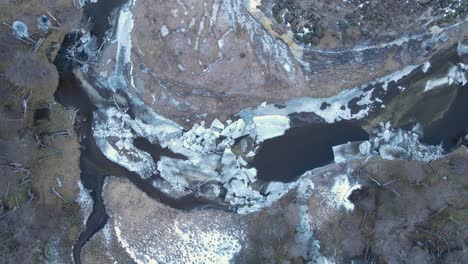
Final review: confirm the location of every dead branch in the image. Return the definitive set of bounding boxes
[34,102,52,110]
[45,11,62,27]
[9,163,30,174]
[382,179,400,186]
[18,175,32,186]
[66,56,95,66]
[98,37,107,52]
[19,91,32,118]
[390,188,401,198]
[25,187,36,206]
[50,183,67,203]
[427,161,437,173]
[33,37,45,52]
[51,129,71,141]
[69,107,79,125]
[0,208,16,222]
[366,174,382,186]
[0,163,30,174]
[4,183,10,199]
[1,22,12,29]
[360,209,368,229]
[364,244,370,264]
[35,134,63,154]
[113,94,122,112]
[39,142,63,154]
[38,153,62,162]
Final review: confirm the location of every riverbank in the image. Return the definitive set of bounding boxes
[0,0,83,262]
[81,146,468,263]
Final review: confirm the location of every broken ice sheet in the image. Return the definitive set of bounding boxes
[252,115,290,143]
[332,141,366,163]
[370,122,444,162]
[424,63,467,92]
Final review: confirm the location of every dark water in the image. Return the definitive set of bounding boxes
[252,122,369,182]
[252,46,467,183]
[53,2,127,263]
[391,46,468,151]
[422,84,468,150]
[83,0,128,44]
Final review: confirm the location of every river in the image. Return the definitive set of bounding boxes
[52,1,468,263]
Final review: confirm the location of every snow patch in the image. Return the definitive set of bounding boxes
[113,218,243,264]
[330,174,360,211]
[422,61,431,73]
[76,180,93,225]
[160,25,169,37]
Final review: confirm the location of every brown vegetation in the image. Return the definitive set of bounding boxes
[0,0,82,262]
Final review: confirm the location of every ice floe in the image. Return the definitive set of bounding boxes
[331,122,445,163]
[92,104,291,211]
[424,63,467,92]
[332,141,366,163]
[369,122,444,162]
[93,107,157,178]
[252,115,290,143]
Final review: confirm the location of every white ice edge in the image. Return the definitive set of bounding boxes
[424,63,467,92]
